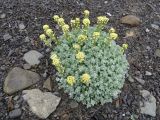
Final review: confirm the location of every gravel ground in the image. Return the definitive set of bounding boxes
[0,0,160,120]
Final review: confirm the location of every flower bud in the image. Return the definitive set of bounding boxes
[43,25,49,31]
[39,34,46,41]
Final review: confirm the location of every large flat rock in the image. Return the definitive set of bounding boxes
[3,67,40,94]
[23,89,61,119]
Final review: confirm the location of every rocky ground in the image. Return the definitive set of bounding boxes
[0,0,160,120]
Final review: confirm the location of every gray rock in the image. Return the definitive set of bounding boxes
[128,76,134,83]
[3,33,12,41]
[23,64,31,70]
[23,50,43,66]
[43,77,52,91]
[0,13,6,19]
[19,23,25,30]
[23,89,61,119]
[151,24,159,30]
[69,100,78,109]
[25,36,30,42]
[9,108,22,118]
[3,67,40,94]
[145,71,152,76]
[134,77,145,85]
[140,90,156,117]
[155,49,160,57]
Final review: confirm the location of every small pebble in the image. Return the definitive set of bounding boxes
[107,13,112,16]
[69,101,78,109]
[145,28,150,32]
[0,13,6,19]
[104,1,108,4]
[145,71,152,76]
[19,23,25,30]
[23,64,31,70]
[9,109,22,118]
[3,33,12,41]
[134,77,145,85]
[13,96,19,101]
[128,76,134,83]
[151,24,159,30]
[25,36,30,42]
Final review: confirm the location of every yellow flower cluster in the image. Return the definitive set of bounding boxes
[84,10,90,18]
[50,53,64,73]
[81,73,90,85]
[93,32,100,39]
[109,33,118,40]
[53,15,59,22]
[39,34,46,41]
[83,18,90,27]
[97,16,109,25]
[46,29,54,37]
[120,44,128,53]
[108,27,118,40]
[78,34,87,43]
[122,43,128,50]
[43,24,49,31]
[50,53,60,66]
[76,51,85,62]
[67,76,76,86]
[75,18,80,28]
[57,18,65,26]
[109,28,116,33]
[70,19,76,28]
[62,24,70,33]
[73,44,81,51]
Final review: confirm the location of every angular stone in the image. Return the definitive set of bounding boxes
[23,89,61,119]
[145,71,152,76]
[121,15,141,26]
[155,49,160,57]
[19,23,25,30]
[140,90,156,117]
[151,24,159,30]
[23,50,43,66]
[134,77,145,85]
[43,77,52,91]
[9,108,22,118]
[3,67,40,94]
[69,100,78,109]
[3,33,12,41]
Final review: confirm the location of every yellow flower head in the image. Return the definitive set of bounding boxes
[75,18,80,24]
[76,51,85,62]
[73,44,81,50]
[57,18,65,26]
[70,19,76,27]
[97,16,109,24]
[39,34,46,41]
[122,43,128,50]
[46,29,53,36]
[52,57,60,66]
[50,53,58,60]
[93,32,100,39]
[83,18,90,27]
[78,34,87,43]
[81,73,91,84]
[67,76,76,86]
[84,10,90,17]
[109,28,116,33]
[53,15,59,22]
[43,25,49,31]
[62,24,70,33]
[109,33,118,40]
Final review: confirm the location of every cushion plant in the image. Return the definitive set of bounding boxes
[39,10,129,107]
